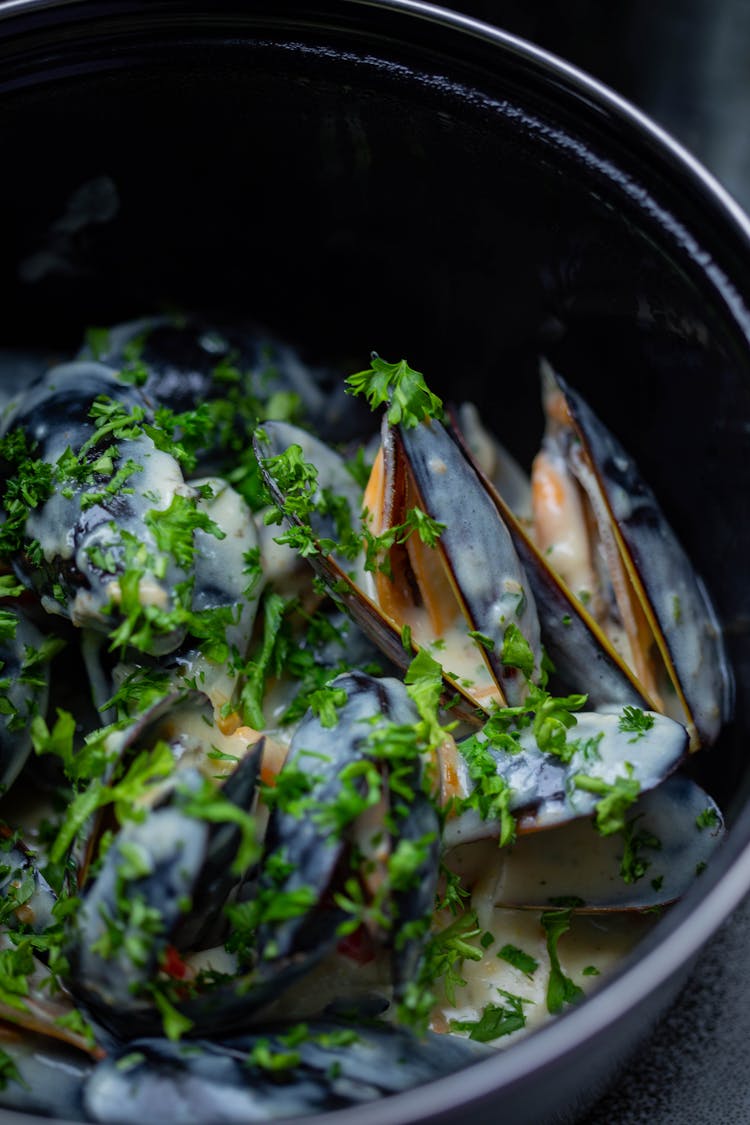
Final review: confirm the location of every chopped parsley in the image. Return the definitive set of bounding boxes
[497,943,539,977]
[456,735,516,847]
[0,1048,27,1091]
[618,705,655,741]
[152,986,194,1041]
[144,493,225,570]
[500,623,535,680]
[245,1040,301,1072]
[345,354,444,429]
[572,765,641,836]
[398,911,483,1033]
[540,907,584,1014]
[619,815,661,884]
[696,807,720,831]
[450,989,531,1042]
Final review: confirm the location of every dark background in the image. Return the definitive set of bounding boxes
[447,0,750,217]
[440,2,750,1122]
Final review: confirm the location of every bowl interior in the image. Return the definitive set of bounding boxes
[1,2,750,1123]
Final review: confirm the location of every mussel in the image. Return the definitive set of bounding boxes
[0,328,733,1124]
[255,416,545,719]
[254,353,731,930]
[0,361,200,653]
[0,356,269,666]
[83,1020,494,1125]
[524,362,733,750]
[77,314,368,446]
[257,356,732,758]
[441,704,690,845]
[253,670,440,1004]
[491,773,724,911]
[0,1027,94,1121]
[149,670,441,1040]
[69,747,262,1038]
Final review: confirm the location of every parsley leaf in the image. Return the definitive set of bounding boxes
[457,735,516,847]
[528,684,588,761]
[619,814,661,884]
[144,493,225,569]
[572,765,641,836]
[618,705,655,741]
[540,907,584,1014]
[345,354,444,429]
[0,1047,27,1091]
[500,623,535,680]
[450,989,531,1041]
[497,943,539,977]
[397,910,482,1033]
[696,807,721,831]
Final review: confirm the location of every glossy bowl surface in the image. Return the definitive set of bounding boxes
[1,2,750,1123]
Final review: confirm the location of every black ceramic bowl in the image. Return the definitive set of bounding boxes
[1,2,749,1123]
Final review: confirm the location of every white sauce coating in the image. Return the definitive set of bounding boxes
[437,905,654,1044]
[0,333,730,1111]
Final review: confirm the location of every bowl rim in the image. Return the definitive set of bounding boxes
[1,2,750,1123]
[3,0,750,252]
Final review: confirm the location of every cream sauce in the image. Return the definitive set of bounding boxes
[436,906,654,1045]
[0,332,730,1103]
[434,837,657,1044]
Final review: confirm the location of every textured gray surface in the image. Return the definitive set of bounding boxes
[579,893,750,1122]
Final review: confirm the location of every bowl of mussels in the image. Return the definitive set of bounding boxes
[0,1,749,1123]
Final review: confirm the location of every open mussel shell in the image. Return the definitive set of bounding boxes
[442,705,689,848]
[0,924,107,1060]
[447,406,652,715]
[396,417,544,707]
[540,362,733,751]
[254,423,433,699]
[0,989,101,1061]
[493,773,724,911]
[255,420,365,544]
[256,419,540,721]
[69,748,262,1038]
[0,1027,94,1121]
[137,671,438,1040]
[82,1020,495,1125]
[77,314,365,445]
[255,670,436,972]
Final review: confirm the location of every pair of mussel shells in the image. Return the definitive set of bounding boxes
[255,359,732,911]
